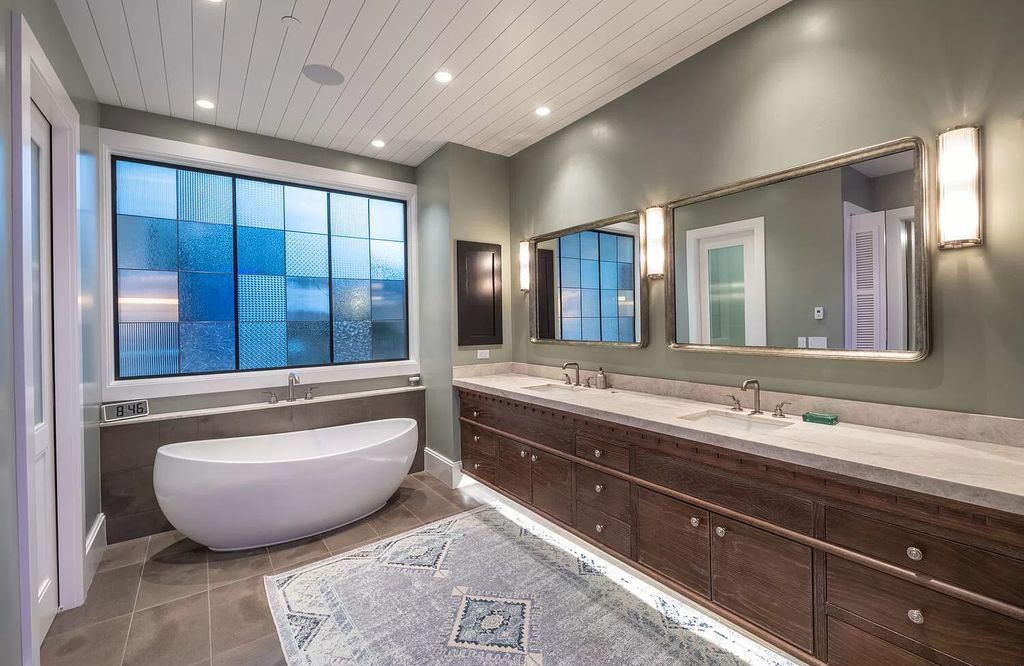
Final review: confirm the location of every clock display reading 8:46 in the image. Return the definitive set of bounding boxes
[102,399,150,423]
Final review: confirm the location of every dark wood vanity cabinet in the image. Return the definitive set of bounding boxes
[457,389,1024,666]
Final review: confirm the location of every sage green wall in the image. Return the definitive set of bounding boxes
[509,0,1024,419]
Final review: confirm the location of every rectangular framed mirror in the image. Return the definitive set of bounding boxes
[666,137,929,361]
[529,211,649,348]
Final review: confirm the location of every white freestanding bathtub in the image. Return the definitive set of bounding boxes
[153,418,417,551]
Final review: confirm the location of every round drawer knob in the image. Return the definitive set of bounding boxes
[906,546,924,562]
[907,609,925,625]
[715,526,727,538]
[690,517,701,528]
[593,448,603,458]
[594,484,604,494]
[473,463,481,470]
[530,454,538,462]
[520,450,527,458]
[595,524,604,534]
[472,410,480,418]
[472,435,481,443]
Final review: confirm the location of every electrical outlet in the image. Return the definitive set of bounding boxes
[476,349,490,360]
[813,306,825,320]
[797,336,807,348]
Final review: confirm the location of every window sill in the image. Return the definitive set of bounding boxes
[102,359,420,401]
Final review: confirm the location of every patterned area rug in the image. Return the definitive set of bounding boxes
[265,504,799,665]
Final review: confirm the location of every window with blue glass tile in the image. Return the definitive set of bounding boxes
[112,156,408,378]
[555,229,636,343]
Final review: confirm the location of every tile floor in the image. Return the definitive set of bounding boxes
[41,472,486,666]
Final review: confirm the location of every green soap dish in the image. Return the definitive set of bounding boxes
[802,411,839,426]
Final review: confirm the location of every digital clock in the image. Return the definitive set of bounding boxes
[102,399,150,423]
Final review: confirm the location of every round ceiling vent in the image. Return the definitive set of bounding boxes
[302,63,346,86]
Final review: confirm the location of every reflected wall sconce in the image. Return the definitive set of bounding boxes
[519,240,531,291]
[645,206,666,278]
[937,125,983,248]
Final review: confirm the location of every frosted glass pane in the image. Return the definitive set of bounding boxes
[371,280,404,320]
[582,318,601,341]
[239,322,286,369]
[599,233,617,262]
[118,322,179,377]
[179,221,232,273]
[581,259,599,289]
[237,179,284,229]
[601,318,619,342]
[330,193,369,237]
[118,269,178,322]
[599,261,617,289]
[708,244,746,346]
[287,321,330,365]
[560,288,581,318]
[617,289,634,318]
[561,318,581,340]
[618,317,635,343]
[369,199,404,240]
[334,320,371,362]
[369,240,404,280]
[237,227,285,275]
[238,275,285,321]
[559,233,580,258]
[581,288,600,317]
[285,186,327,234]
[177,169,232,225]
[285,231,329,278]
[560,258,580,288]
[580,231,599,260]
[180,322,235,373]
[600,290,617,317]
[116,215,178,270]
[371,321,406,360]
[179,272,234,322]
[286,277,329,321]
[332,279,370,321]
[617,235,634,263]
[116,161,176,219]
[618,263,634,290]
[331,236,370,279]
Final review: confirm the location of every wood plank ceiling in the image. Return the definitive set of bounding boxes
[59,0,789,166]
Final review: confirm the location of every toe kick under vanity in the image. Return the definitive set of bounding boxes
[453,376,1024,666]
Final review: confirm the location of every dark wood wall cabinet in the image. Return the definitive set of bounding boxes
[455,240,502,346]
[456,388,1024,666]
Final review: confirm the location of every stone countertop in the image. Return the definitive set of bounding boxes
[453,373,1024,517]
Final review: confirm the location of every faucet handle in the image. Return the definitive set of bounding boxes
[727,395,743,412]
[305,386,319,400]
[563,373,573,385]
[262,391,279,404]
[772,401,793,418]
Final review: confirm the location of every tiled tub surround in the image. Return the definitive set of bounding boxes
[101,387,426,543]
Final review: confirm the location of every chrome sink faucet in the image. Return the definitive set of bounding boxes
[562,361,581,387]
[741,378,762,415]
[287,372,301,402]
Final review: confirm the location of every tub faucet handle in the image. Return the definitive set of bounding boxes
[262,391,279,404]
[305,386,319,400]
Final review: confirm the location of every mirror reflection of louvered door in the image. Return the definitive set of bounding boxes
[845,211,887,350]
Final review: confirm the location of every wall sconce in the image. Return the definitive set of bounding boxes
[519,240,530,291]
[645,206,666,278]
[938,125,983,248]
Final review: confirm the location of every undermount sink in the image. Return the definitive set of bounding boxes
[524,383,621,394]
[679,410,793,433]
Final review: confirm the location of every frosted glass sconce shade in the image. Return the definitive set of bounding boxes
[938,126,982,248]
[519,241,530,291]
[645,206,666,278]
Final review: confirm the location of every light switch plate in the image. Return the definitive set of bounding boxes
[476,349,490,359]
[797,336,807,348]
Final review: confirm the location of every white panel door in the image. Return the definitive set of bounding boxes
[845,211,887,350]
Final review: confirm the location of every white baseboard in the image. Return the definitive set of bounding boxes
[83,513,106,595]
[424,447,463,489]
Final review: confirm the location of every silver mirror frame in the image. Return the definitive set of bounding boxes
[528,210,650,349]
[664,137,930,362]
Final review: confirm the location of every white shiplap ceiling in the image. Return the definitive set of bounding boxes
[59,0,789,166]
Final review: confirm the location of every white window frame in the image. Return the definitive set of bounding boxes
[99,129,419,401]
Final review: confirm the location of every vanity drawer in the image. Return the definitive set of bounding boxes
[460,423,498,458]
[462,448,495,484]
[459,395,498,428]
[575,502,631,558]
[826,507,1024,608]
[826,617,937,666]
[826,555,1024,665]
[575,465,631,522]
[574,433,630,473]
[636,488,710,597]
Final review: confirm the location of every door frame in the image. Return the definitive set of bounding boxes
[12,13,86,661]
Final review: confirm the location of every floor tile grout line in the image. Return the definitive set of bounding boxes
[119,535,150,665]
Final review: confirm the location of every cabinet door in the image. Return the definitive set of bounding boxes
[711,515,814,652]
[496,437,532,502]
[637,488,710,597]
[530,451,572,523]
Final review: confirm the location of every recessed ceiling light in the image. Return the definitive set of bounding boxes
[195,99,215,109]
[302,63,346,86]
[434,71,453,83]
[371,139,386,148]
[535,106,551,117]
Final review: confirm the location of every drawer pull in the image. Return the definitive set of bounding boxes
[715,526,727,538]
[907,609,925,625]
[593,448,603,458]
[530,454,538,462]
[472,435,481,443]
[520,450,527,458]
[906,546,924,562]
[594,484,604,494]
[690,517,701,528]
[473,463,481,470]
[472,410,480,418]
[595,523,604,534]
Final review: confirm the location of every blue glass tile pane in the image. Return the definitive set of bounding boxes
[580,259,599,289]
[177,170,232,225]
[284,186,327,234]
[559,233,580,259]
[371,321,406,360]
[287,321,330,366]
[581,288,600,317]
[333,320,371,363]
[370,280,405,321]
[618,263,634,290]
[369,199,404,241]
[285,232,329,278]
[116,161,176,219]
[561,318,581,340]
[618,289,635,317]
[118,322,178,378]
[560,258,580,288]
[237,227,285,275]
[619,317,635,342]
[332,279,370,321]
[599,233,617,262]
[580,231,599,260]
[561,288,581,318]
[582,318,601,341]
[116,216,177,270]
[601,318,619,342]
[600,261,617,290]
[239,322,286,369]
[118,269,178,322]
[330,193,369,237]
[236,179,284,229]
[179,272,234,322]
[179,322,235,373]
[286,277,329,321]
[179,221,233,273]
[369,240,405,280]
[331,236,370,279]
[238,275,285,321]
[601,289,618,317]
[618,236,634,263]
